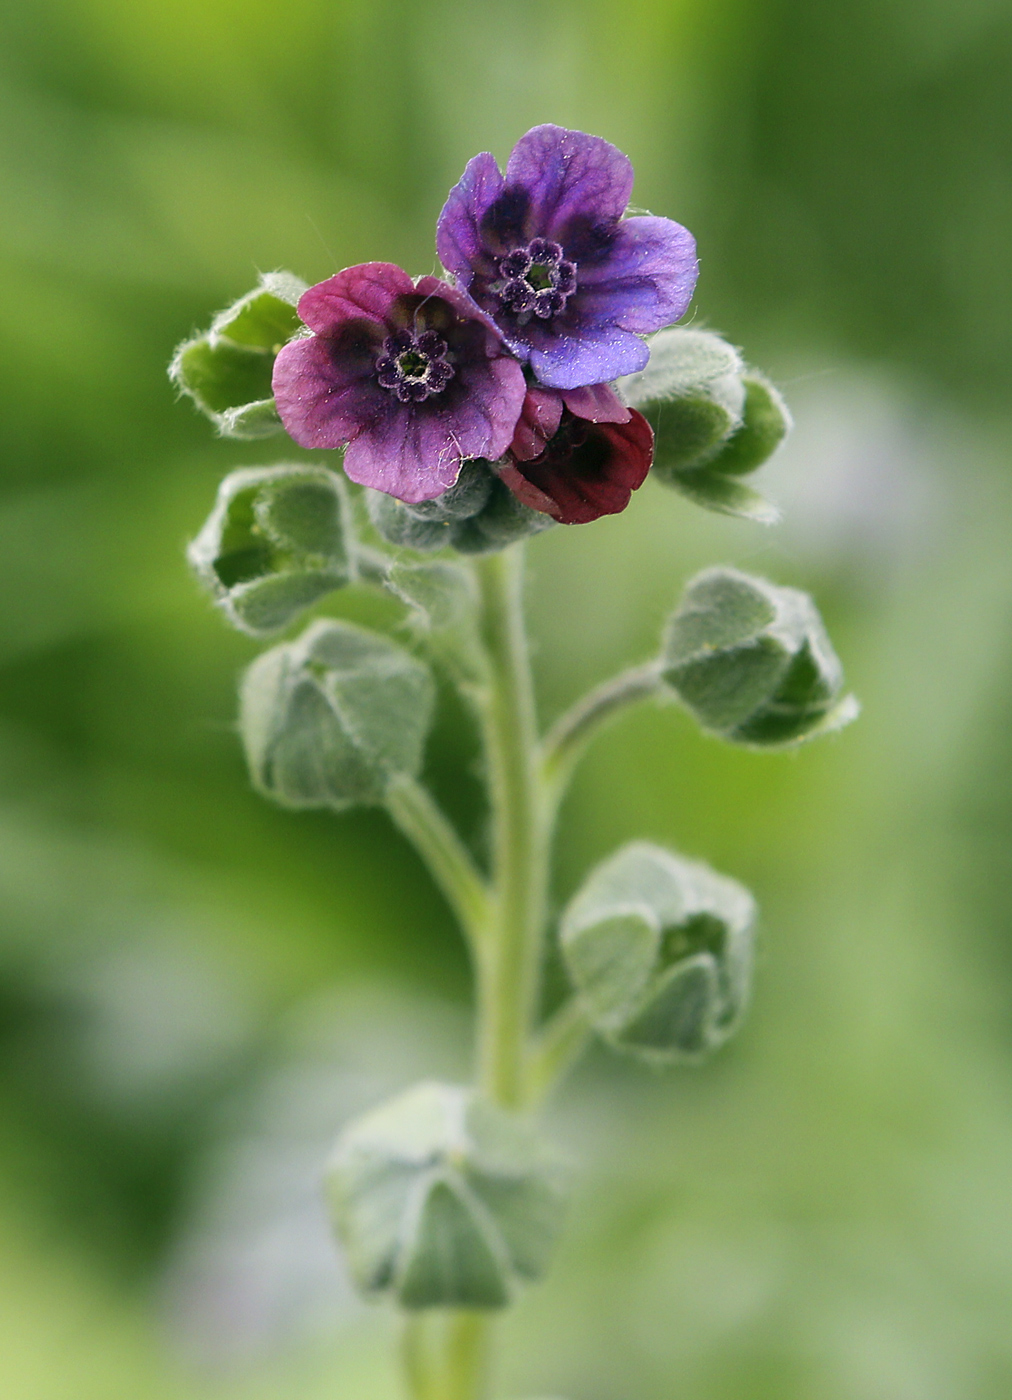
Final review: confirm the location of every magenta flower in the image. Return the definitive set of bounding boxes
[272,263,527,503]
[499,382,654,525]
[437,125,698,391]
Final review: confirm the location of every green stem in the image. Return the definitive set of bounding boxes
[402,1312,490,1400]
[385,775,492,961]
[472,545,548,1110]
[540,660,664,817]
[524,995,592,1108]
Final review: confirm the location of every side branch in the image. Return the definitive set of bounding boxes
[385,775,492,958]
[539,661,665,805]
[524,997,592,1108]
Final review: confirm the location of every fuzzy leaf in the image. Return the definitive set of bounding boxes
[657,468,781,524]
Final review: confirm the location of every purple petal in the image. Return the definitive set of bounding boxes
[412,275,506,342]
[436,152,504,281]
[503,125,633,244]
[561,383,631,424]
[525,322,650,391]
[343,354,526,504]
[510,387,564,462]
[344,406,464,502]
[575,215,698,333]
[452,352,528,461]
[296,263,415,336]
[272,335,386,450]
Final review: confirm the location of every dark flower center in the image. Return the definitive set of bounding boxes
[376,328,455,403]
[496,238,577,322]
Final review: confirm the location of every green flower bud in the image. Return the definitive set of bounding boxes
[560,842,755,1063]
[448,475,554,555]
[188,465,352,635]
[661,567,858,747]
[619,328,746,472]
[367,463,553,556]
[169,271,306,439]
[239,619,435,810]
[705,374,792,478]
[326,1081,568,1310]
[618,331,790,523]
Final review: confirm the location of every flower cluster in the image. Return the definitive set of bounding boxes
[272,125,698,527]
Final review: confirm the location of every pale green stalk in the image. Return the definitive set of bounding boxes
[399,548,660,1400]
[471,546,549,1110]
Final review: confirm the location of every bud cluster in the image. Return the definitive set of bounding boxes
[326,1082,568,1309]
[561,842,755,1062]
[619,328,791,523]
[169,271,305,439]
[662,567,857,747]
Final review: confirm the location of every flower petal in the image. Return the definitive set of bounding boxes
[343,353,526,503]
[435,153,504,281]
[344,404,465,502]
[413,275,506,342]
[296,263,416,335]
[575,215,698,333]
[503,125,633,244]
[272,333,386,450]
[561,382,631,424]
[525,321,650,390]
[510,387,565,461]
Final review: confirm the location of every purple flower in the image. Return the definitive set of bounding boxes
[272,263,527,503]
[437,125,698,391]
[500,382,654,525]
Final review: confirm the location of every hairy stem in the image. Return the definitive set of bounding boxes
[472,545,548,1109]
[385,775,492,961]
[540,661,664,816]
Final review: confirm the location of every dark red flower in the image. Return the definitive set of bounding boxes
[499,383,653,525]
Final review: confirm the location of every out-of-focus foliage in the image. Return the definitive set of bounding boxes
[0,1,1010,1398]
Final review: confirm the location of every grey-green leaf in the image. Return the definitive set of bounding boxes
[560,842,756,1064]
[239,619,435,811]
[397,1178,510,1309]
[188,465,352,636]
[326,1082,568,1310]
[661,567,858,748]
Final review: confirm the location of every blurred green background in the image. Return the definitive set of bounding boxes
[1,0,1011,1396]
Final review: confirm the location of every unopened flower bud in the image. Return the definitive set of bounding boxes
[188,465,352,635]
[326,1081,568,1310]
[561,842,755,1062]
[169,271,306,439]
[239,619,434,810]
[661,567,858,746]
[618,331,790,522]
[704,373,792,478]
